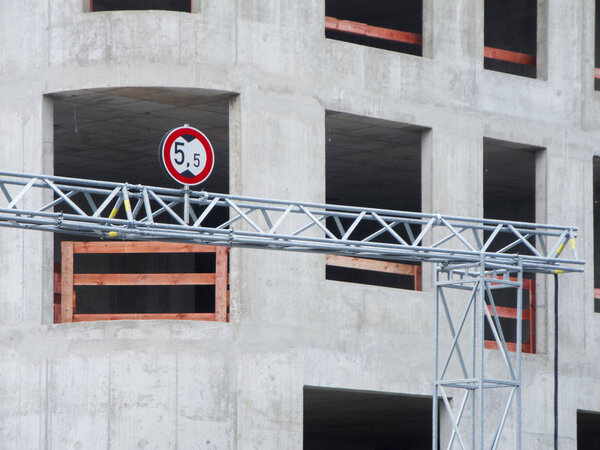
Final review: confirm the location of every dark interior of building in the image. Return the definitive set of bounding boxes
[325,0,423,56]
[52,88,230,315]
[304,386,434,450]
[578,410,600,449]
[484,0,537,78]
[596,0,600,90]
[91,0,191,12]
[325,110,422,289]
[594,157,600,312]
[483,138,539,346]
[483,138,537,229]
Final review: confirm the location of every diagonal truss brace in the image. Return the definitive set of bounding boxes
[0,171,583,274]
[434,260,526,450]
[0,171,585,450]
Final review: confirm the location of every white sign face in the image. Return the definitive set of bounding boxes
[158,125,215,186]
[170,135,207,178]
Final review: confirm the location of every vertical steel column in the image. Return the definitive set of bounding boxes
[434,260,523,449]
[478,257,486,449]
[516,261,523,450]
[433,264,440,450]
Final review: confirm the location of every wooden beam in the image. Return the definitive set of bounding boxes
[326,254,419,276]
[54,262,61,294]
[414,265,422,291]
[325,16,535,67]
[60,241,74,323]
[529,279,536,354]
[72,241,216,254]
[486,305,531,321]
[73,273,216,286]
[215,247,228,322]
[325,16,422,46]
[72,313,216,322]
[484,46,536,66]
[484,340,531,353]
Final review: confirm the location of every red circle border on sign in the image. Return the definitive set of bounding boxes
[160,126,215,186]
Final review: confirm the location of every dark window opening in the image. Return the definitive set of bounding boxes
[483,139,539,241]
[484,0,537,78]
[325,111,423,290]
[304,386,436,450]
[596,0,600,90]
[483,139,541,352]
[325,0,423,56]
[72,251,217,314]
[90,0,191,12]
[578,410,600,449]
[51,88,231,321]
[326,265,418,290]
[483,281,535,353]
[594,157,600,312]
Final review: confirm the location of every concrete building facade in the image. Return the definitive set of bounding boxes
[0,0,599,448]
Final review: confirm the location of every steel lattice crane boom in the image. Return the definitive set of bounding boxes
[0,171,581,274]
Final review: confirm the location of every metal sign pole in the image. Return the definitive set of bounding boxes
[183,184,191,224]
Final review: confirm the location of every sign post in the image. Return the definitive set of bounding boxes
[158,124,215,224]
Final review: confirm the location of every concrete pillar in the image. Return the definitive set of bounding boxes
[536,0,549,80]
[229,90,324,449]
[544,0,584,119]
[423,0,482,108]
[0,97,51,326]
[420,116,483,292]
[421,119,483,218]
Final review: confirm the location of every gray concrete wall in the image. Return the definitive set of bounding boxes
[0,0,599,448]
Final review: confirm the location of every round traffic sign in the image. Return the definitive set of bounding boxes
[158,125,215,186]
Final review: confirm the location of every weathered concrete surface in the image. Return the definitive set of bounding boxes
[0,0,599,448]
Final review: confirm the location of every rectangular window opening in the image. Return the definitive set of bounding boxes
[483,138,542,352]
[90,0,192,12]
[54,241,229,323]
[303,386,437,449]
[51,88,231,322]
[325,0,423,56]
[578,410,600,449]
[325,111,424,290]
[596,0,600,90]
[594,157,600,312]
[484,0,537,78]
[483,279,535,353]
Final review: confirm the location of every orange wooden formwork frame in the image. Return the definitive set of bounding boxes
[325,16,536,66]
[483,277,536,354]
[57,241,228,323]
[325,254,422,291]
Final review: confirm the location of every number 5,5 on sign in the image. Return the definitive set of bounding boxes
[158,125,215,186]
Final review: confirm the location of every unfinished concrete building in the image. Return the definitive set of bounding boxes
[1,0,599,448]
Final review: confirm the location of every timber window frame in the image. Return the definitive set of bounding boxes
[55,241,228,323]
[325,0,423,56]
